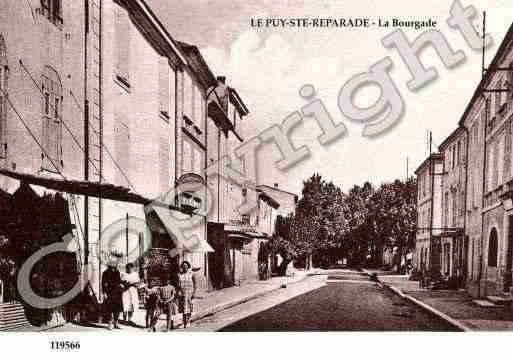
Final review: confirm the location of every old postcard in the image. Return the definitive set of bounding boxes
[1,0,513,356]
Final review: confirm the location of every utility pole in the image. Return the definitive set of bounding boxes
[126,213,129,265]
[406,156,409,180]
[84,0,90,266]
[482,11,486,78]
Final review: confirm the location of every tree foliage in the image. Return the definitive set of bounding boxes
[270,174,417,269]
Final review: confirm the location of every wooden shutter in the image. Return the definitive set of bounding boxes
[159,58,170,117]
[115,7,130,82]
[182,140,191,173]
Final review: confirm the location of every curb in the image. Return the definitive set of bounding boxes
[362,269,471,332]
[188,271,315,324]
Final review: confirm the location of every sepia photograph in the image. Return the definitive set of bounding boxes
[1,0,513,356]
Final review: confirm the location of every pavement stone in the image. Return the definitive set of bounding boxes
[368,270,513,331]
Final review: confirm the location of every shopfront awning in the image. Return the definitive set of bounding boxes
[146,203,214,253]
[184,237,214,253]
[225,224,269,242]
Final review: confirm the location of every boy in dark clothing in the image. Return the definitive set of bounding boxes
[145,286,161,332]
[101,261,124,330]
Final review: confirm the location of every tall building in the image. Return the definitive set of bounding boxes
[459,22,513,297]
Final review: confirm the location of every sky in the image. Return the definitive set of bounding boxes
[147,0,513,195]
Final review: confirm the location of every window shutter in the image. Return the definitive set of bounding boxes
[170,69,176,122]
[159,58,169,116]
[115,8,130,82]
[53,0,62,23]
[509,62,513,100]
[182,140,191,173]
[183,74,192,120]
[498,135,504,185]
[41,0,49,13]
[193,147,202,174]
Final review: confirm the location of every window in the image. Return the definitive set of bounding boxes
[41,66,62,171]
[114,118,130,186]
[170,68,176,121]
[115,6,130,85]
[509,62,513,101]
[193,147,203,174]
[457,140,461,166]
[182,139,192,173]
[418,177,422,200]
[194,85,204,129]
[181,138,204,175]
[183,72,193,120]
[487,145,494,192]
[40,0,62,25]
[472,122,478,146]
[452,144,456,169]
[451,191,457,227]
[488,228,498,267]
[494,79,502,114]
[498,135,504,186]
[444,192,449,228]
[459,189,465,216]
[443,243,451,275]
[0,35,7,158]
[159,58,170,119]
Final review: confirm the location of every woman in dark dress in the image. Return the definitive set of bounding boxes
[101,260,124,330]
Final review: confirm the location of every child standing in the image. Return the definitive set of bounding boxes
[145,285,161,332]
[159,278,177,331]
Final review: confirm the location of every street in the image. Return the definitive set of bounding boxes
[187,269,456,331]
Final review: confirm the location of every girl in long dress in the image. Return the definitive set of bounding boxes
[121,263,140,323]
[178,261,196,328]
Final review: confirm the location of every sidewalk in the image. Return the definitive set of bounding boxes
[47,269,317,332]
[369,271,513,331]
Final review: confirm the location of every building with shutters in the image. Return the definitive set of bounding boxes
[459,22,513,298]
[411,22,513,298]
[438,127,468,287]
[413,153,443,274]
[0,0,242,312]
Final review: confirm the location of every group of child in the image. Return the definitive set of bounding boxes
[145,278,178,332]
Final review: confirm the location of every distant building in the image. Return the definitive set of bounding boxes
[414,153,443,273]
[438,127,467,286]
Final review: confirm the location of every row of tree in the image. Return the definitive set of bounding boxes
[270,174,417,274]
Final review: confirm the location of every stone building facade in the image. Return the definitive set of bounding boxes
[414,153,443,272]
[414,22,513,298]
[438,127,467,285]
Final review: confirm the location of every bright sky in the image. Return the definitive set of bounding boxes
[148,0,513,195]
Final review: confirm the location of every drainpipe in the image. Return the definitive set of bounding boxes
[429,132,435,272]
[462,126,470,286]
[479,96,489,297]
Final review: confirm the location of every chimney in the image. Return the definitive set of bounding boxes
[274,183,279,188]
